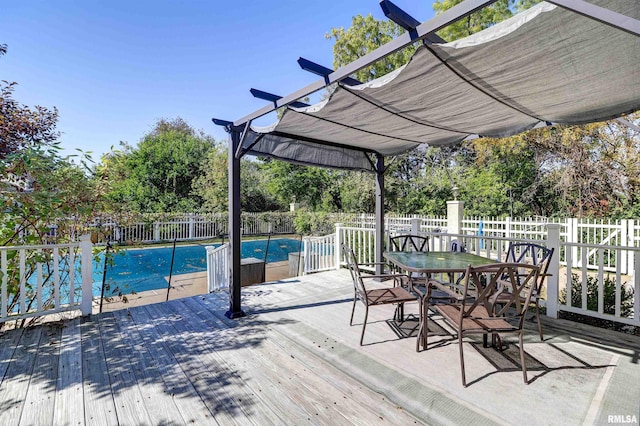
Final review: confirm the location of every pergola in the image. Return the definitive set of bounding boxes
[214,0,640,318]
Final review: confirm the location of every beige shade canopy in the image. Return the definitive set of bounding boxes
[240,0,640,171]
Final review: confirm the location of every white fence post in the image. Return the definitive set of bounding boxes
[446,201,463,234]
[335,223,343,270]
[411,218,421,235]
[545,224,561,319]
[570,218,579,269]
[302,238,309,275]
[80,234,93,316]
[627,219,635,276]
[206,245,215,292]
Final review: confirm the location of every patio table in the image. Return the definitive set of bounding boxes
[384,251,495,276]
[384,251,498,348]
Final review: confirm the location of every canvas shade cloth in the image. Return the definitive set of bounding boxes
[240,0,640,172]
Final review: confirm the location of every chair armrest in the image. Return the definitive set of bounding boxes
[358,261,389,267]
[360,273,411,288]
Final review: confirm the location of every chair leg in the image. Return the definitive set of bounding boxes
[396,302,405,321]
[350,296,357,326]
[459,334,466,387]
[416,298,424,352]
[360,306,369,346]
[519,331,528,384]
[535,302,544,341]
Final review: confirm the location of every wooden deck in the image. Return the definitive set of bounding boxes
[1,270,639,425]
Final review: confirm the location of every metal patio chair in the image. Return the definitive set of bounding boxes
[496,242,554,340]
[342,243,422,350]
[389,234,429,252]
[388,234,430,283]
[431,262,540,387]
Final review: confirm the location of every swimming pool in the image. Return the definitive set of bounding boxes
[94,238,302,295]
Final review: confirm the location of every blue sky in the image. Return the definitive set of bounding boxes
[2,1,436,161]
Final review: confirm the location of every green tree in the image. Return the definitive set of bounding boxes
[433,0,542,42]
[192,146,281,213]
[260,160,332,211]
[1,46,59,160]
[326,14,416,83]
[104,118,214,212]
[515,121,640,218]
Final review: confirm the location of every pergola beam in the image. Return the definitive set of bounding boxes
[234,0,500,126]
[250,88,309,108]
[297,57,362,86]
[547,0,640,36]
[212,118,233,130]
[380,0,421,34]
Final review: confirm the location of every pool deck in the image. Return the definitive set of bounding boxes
[1,269,639,425]
[97,261,291,313]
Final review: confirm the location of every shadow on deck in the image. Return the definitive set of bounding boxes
[1,269,639,425]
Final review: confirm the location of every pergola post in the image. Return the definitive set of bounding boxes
[226,128,246,319]
[375,154,385,275]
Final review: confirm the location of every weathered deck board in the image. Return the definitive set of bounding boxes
[80,316,119,426]
[0,326,43,425]
[0,327,24,384]
[120,308,216,424]
[196,293,424,425]
[20,323,63,426]
[118,308,216,425]
[97,313,153,425]
[161,299,289,424]
[53,317,84,426]
[147,305,260,425]
[0,269,638,425]
[179,296,324,424]
[109,310,188,425]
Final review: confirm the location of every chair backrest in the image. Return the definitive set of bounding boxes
[459,263,540,326]
[341,243,366,299]
[390,235,429,252]
[505,242,554,294]
[450,239,465,252]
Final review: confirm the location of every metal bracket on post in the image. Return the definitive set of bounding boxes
[234,121,252,160]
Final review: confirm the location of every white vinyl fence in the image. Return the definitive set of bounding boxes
[95,212,296,244]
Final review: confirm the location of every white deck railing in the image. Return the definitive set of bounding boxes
[0,235,93,323]
[206,243,230,292]
[302,234,336,274]
[330,224,639,328]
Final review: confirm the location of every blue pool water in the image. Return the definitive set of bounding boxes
[94,238,302,296]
